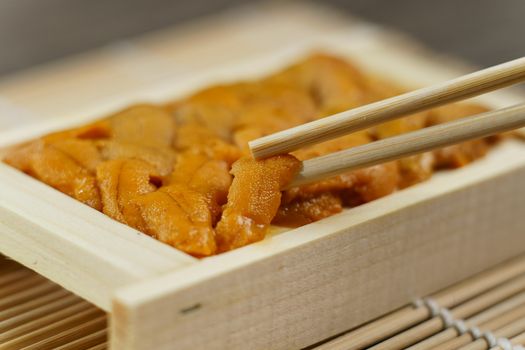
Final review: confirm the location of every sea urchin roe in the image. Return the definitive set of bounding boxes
[110,104,176,148]
[51,139,103,173]
[350,162,400,203]
[172,123,241,165]
[2,53,496,256]
[132,184,217,257]
[168,152,232,224]
[42,120,111,142]
[169,85,246,139]
[273,192,343,227]
[97,140,177,176]
[397,153,435,188]
[96,159,159,230]
[284,161,399,207]
[4,140,102,210]
[269,53,367,114]
[427,104,492,168]
[215,155,301,252]
[284,131,399,204]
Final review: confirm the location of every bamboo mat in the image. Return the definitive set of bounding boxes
[312,255,525,350]
[0,257,107,350]
[2,255,525,350]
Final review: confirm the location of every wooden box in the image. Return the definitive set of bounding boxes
[0,4,524,349]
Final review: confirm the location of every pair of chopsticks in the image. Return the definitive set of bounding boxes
[248,57,525,188]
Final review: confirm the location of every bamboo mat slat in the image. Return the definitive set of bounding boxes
[0,257,107,350]
[313,255,525,350]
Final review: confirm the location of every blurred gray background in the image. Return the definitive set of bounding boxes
[0,0,524,77]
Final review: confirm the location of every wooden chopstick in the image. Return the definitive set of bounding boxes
[249,57,525,159]
[286,103,525,188]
